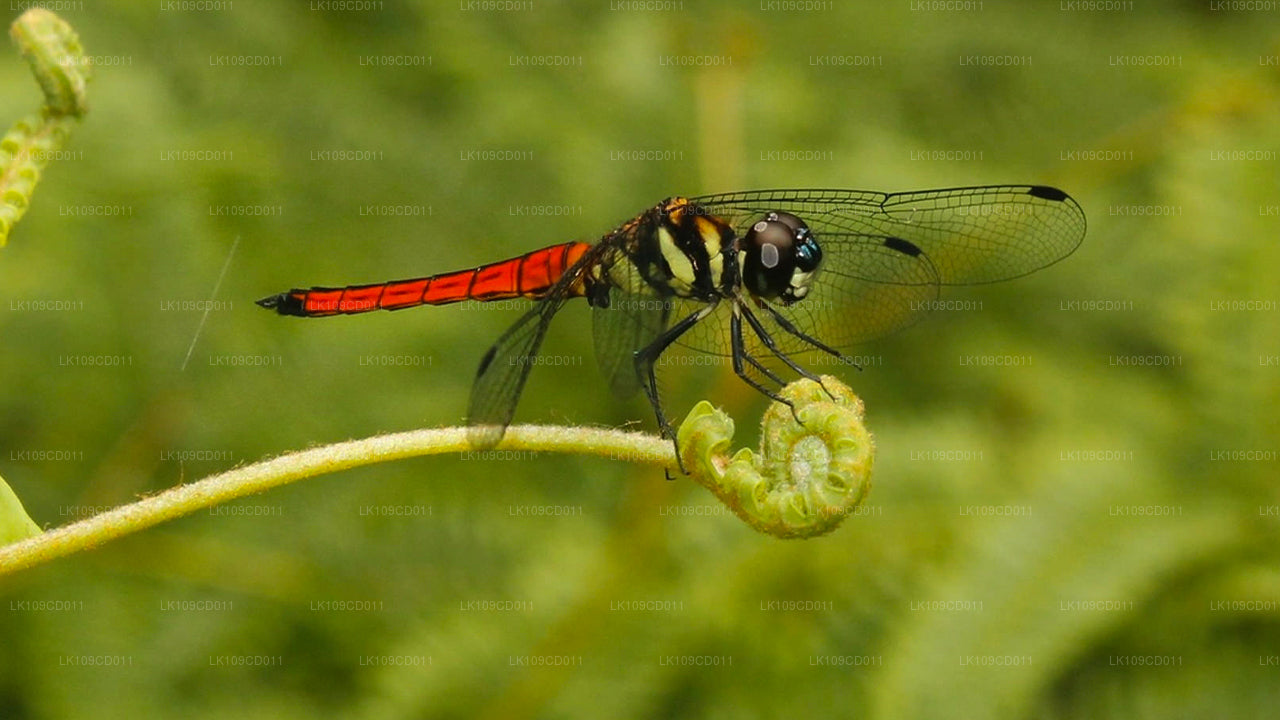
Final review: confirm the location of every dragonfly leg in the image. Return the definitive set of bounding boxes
[749,301,854,400]
[737,301,823,384]
[736,303,841,425]
[739,349,788,388]
[756,301,855,366]
[729,308,793,409]
[634,303,718,471]
[731,316,789,388]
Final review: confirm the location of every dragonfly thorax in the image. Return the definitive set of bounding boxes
[618,198,739,303]
[740,210,822,305]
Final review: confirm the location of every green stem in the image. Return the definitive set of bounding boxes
[0,425,673,578]
[0,378,877,576]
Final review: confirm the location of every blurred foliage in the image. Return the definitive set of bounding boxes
[1,1,1278,718]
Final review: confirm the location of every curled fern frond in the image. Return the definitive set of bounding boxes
[0,113,74,243]
[677,375,875,539]
[0,8,90,246]
[9,8,91,117]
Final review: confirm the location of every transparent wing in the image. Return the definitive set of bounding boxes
[676,185,1086,355]
[674,235,943,356]
[466,245,609,447]
[592,285,671,399]
[690,185,1086,285]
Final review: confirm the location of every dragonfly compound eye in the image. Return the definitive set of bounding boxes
[743,211,820,303]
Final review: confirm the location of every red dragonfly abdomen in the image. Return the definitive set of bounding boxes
[257,242,592,317]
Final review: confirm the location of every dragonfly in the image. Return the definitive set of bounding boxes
[258,185,1086,455]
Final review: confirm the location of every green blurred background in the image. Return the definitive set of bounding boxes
[2,1,1279,717]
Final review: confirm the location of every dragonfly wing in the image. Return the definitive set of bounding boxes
[691,185,1086,285]
[466,245,605,448]
[467,299,564,448]
[674,233,944,356]
[591,286,671,399]
[677,185,1086,354]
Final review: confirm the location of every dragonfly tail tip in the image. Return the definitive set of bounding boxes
[256,292,306,316]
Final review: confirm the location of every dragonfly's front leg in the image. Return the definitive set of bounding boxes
[633,303,718,470]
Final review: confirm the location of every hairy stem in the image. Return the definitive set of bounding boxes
[0,378,877,576]
[0,426,673,578]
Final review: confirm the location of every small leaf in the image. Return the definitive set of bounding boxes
[0,473,42,544]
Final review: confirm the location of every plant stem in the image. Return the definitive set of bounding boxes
[0,426,674,578]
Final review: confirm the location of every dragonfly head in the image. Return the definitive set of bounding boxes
[741,211,823,305]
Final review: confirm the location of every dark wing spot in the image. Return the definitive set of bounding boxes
[883,236,922,257]
[1027,185,1068,202]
